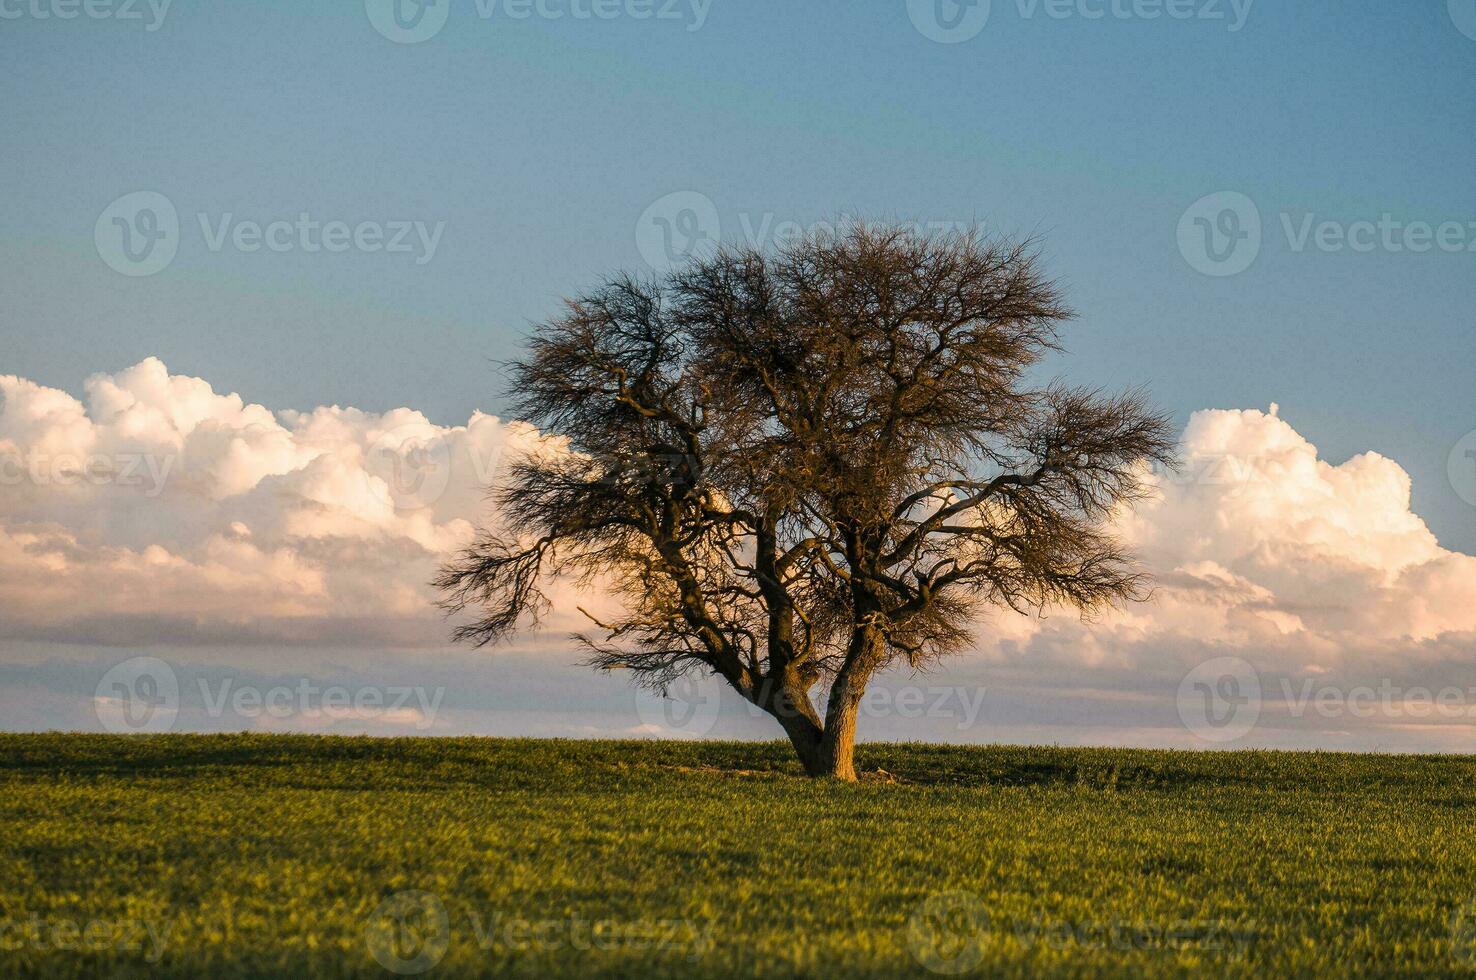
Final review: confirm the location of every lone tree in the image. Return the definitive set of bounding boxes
[438,224,1175,780]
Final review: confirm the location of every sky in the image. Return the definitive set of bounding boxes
[2,0,1475,749]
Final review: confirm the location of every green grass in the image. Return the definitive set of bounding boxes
[3,735,1476,978]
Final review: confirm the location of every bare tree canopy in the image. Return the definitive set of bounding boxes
[438,223,1176,780]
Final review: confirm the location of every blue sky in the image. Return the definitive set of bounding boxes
[2,1,1476,748]
[2,0,1476,546]
[4,1,1474,549]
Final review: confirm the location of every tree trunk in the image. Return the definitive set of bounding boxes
[810,626,884,781]
[814,697,860,781]
[784,721,826,777]
[778,698,858,780]
[751,673,827,777]
[753,627,882,780]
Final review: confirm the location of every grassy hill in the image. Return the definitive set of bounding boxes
[3,734,1475,977]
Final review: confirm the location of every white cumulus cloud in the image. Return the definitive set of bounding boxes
[0,357,551,645]
[2,358,1474,674]
[985,405,1476,674]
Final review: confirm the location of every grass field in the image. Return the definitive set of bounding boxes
[3,734,1476,977]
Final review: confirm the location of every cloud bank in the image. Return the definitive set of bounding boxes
[989,404,1476,678]
[0,357,550,646]
[3,359,1474,680]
